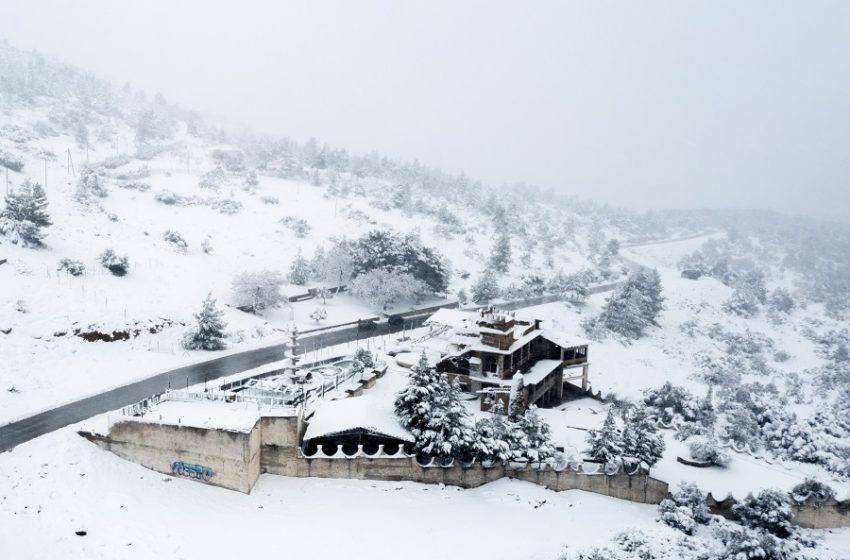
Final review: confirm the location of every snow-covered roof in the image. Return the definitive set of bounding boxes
[467,329,544,355]
[425,308,476,330]
[520,359,563,385]
[540,330,591,350]
[303,396,414,442]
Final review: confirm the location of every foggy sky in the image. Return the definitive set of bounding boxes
[1,1,849,220]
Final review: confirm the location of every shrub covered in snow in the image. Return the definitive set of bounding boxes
[0,149,25,172]
[118,181,151,191]
[198,166,227,190]
[75,166,108,201]
[98,249,129,276]
[280,216,311,238]
[643,382,701,423]
[154,190,182,205]
[687,434,731,467]
[182,293,227,351]
[349,269,425,310]
[231,270,285,313]
[162,230,188,253]
[733,489,794,538]
[260,195,279,205]
[309,306,327,323]
[658,482,712,534]
[212,198,242,215]
[790,478,835,509]
[585,407,623,465]
[57,258,85,276]
[354,348,374,369]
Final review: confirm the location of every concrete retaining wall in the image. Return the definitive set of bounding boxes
[706,493,850,529]
[85,419,261,493]
[260,446,668,504]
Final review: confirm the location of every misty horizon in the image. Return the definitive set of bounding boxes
[1,1,849,222]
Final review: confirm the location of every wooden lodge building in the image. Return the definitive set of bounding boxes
[428,308,590,414]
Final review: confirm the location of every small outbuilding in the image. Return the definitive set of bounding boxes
[681,269,702,280]
[302,396,414,455]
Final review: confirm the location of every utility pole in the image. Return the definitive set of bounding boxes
[44,159,47,189]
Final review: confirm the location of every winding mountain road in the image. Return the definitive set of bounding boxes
[0,233,707,452]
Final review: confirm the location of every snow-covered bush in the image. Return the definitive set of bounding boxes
[349,269,424,310]
[0,149,25,172]
[99,249,129,276]
[309,306,327,323]
[687,434,731,467]
[561,272,590,307]
[0,180,52,246]
[260,195,279,205]
[791,478,835,508]
[713,522,800,560]
[75,166,108,201]
[162,230,188,253]
[658,482,711,534]
[231,270,285,313]
[154,190,182,205]
[198,166,227,190]
[280,216,311,238]
[201,238,213,254]
[768,288,795,315]
[182,293,227,351]
[732,489,794,538]
[643,382,700,423]
[354,348,374,369]
[212,198,242,215]
[57,258,85,276]
[118,181,151,191]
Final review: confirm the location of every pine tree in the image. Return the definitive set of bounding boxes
[585,407,623,464]
[621,405,665,469]
[516,407,556,462]
[395,352,440,438]
[596,270,664,339]
[562,272,590,306]
[419,376,476,459]
[288,249,310,285]
[488,232,512,273]
[182,293,227,350]
[508,373,525,420]
[471,270,500,304]
[0,180,52,246]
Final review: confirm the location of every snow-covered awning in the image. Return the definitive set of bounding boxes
[540,330,591,350]
[303,396,414,442]
[425,308,476,330]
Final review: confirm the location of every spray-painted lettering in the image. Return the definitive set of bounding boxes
[171,461,214,482]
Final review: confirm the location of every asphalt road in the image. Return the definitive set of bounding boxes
[0,251,659,453]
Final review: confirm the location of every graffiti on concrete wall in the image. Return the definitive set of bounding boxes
[171,461,214,482]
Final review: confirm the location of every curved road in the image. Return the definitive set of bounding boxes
[0,233,702,452]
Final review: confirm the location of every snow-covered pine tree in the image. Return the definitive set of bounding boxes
[0,180,52,246]
[182,293,227,351]
[418,376,476,459]
[508,373,525,420]
[288,249,311,285]
[621,405,665,469]
[585,407,623,464]
[562,272,590,306]
[471,269,500,304]
[488,231,512,273]
[394,352,439,439]
[595,270,664,339]
[732,488,794,538]
[516,406,556,462]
